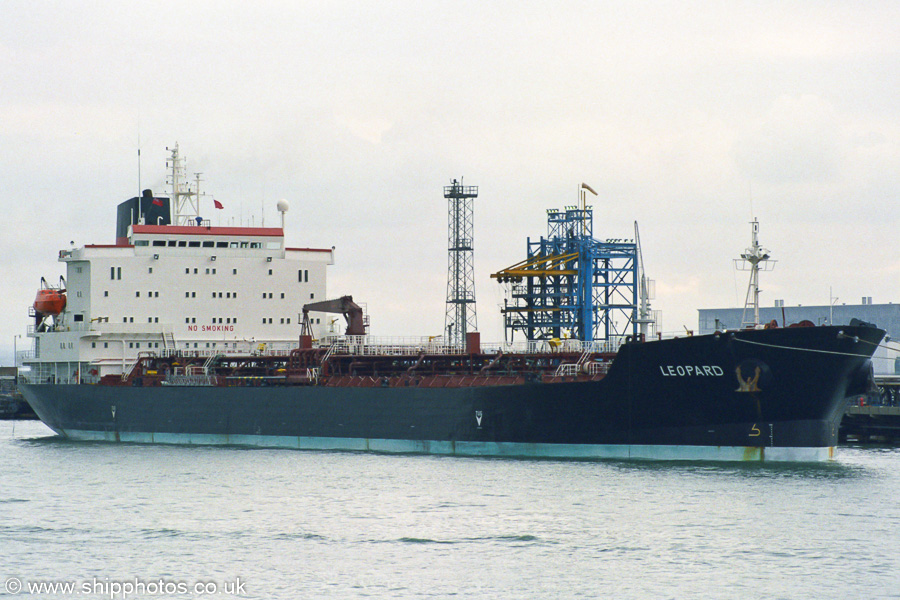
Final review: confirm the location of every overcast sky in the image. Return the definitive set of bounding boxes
[2,0,899,364]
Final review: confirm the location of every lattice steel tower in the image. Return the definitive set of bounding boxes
[443,179,478,348]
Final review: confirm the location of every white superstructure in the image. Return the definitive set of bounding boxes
[23,148,334,384]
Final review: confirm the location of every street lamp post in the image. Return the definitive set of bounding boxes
[12,334,21,370]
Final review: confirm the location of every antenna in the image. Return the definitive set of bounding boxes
[137,130,141,199]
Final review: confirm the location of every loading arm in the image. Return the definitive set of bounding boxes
[302,295,367,336]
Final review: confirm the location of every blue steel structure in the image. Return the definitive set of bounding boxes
[492,204,638,343]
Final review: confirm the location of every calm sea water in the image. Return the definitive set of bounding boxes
[2,420,899,600]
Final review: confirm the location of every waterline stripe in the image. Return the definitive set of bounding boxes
[57,429,833,462]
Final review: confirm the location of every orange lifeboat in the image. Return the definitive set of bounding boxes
[34,279,67,316]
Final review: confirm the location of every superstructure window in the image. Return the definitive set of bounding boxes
[178,241,187,247]
[216,242,228,248]
[202,241,214,248]
[135,240,149,246]
[152,240,166,247]
[168,241,177,247]
[188,241,201,247]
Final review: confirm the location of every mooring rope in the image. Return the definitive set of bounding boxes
[732,335,875,358]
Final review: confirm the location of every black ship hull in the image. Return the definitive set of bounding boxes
[21,325,883,461]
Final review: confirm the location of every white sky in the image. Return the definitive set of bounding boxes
[2,0,899,364]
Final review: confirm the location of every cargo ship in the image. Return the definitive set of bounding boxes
[19,147,884,461]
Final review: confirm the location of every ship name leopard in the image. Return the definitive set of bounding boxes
[658,365,725,377]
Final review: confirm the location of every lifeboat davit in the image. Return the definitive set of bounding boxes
[34,278,67,316]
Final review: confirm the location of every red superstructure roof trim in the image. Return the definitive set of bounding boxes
[131,225,284,237]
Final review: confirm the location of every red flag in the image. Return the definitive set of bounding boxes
[152,198,163,207]
[213,199,224,209]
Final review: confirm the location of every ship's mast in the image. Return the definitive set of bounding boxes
[167,143,201,226]
[634,221,656,338]
[736,218,774,329]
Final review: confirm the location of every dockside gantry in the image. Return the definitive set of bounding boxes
[492,184,645,344]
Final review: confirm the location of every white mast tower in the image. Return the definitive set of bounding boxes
[167,143,202,226]
[735,218,775,329]
[634,222,657,338]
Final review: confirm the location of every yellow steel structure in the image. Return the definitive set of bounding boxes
[490,251,579,280]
